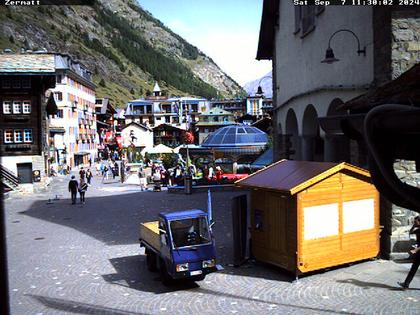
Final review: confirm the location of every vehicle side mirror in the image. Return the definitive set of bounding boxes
[159,228,167,235]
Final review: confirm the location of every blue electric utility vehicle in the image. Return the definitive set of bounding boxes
[139,209,220,284]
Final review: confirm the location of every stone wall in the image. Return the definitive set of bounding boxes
[391,10,420,78]
[384,10,420,255]
[391,160,420,254]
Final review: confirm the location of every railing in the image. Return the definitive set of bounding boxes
[0,164,19,188]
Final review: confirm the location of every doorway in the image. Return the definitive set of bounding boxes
[17,163,33,183]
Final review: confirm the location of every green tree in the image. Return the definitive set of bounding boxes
[99,79,106,87]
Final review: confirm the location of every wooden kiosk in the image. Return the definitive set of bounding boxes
[235,160,380,275]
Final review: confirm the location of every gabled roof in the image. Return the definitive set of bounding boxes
[0,53,55,74]
[122,121,152,131]
[152,123,185,132]
[236,160,370,195]
[256,0,279,60]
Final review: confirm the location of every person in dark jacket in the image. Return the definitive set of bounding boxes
[86,169,93,185]
[398,216,420,289]
[78,179,88,204]
[68,175,78,205]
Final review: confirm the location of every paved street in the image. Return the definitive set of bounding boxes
[4,175,420,315]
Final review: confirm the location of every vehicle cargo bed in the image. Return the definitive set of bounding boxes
[139,221,161,252]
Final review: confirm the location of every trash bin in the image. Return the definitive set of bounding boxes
[184,174,192,195]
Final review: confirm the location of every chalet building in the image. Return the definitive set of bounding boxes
[210,99,246,120]
[257,2,420,256]
[121,121,153,153]
[196,108,235,144]
[49,54,96,168]
[0,53,56,190]
[210,97,273,121]
[125,82,209,130]
[95,97,116,132]
[152,123,186,148]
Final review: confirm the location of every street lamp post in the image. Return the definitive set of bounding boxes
[321,29,366,64]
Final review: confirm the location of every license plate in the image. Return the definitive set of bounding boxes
[190,270,202,276]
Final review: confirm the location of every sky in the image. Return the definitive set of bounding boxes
[137,0,272,86]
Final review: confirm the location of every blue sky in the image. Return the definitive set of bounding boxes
[137,0,272,86]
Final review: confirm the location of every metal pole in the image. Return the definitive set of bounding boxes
[0,184,10,314]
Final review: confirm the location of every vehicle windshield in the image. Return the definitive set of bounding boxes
[169,216,211,248]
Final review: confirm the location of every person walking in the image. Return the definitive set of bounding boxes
[102,165,108,181]
[78,179,88,204]
[138,167,147,191]
[68,175,78,205]
[398,216,420,289]
[86,169,93,185]
[79,167,86,181]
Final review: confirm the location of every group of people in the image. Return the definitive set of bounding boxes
[97,160,119,181]
[68,167,92,205]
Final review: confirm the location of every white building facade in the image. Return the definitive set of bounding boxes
[49,54,97,169]
[260,4,373,162]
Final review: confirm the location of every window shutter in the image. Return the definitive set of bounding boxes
[294,6,301,34]
[301,6,316,36]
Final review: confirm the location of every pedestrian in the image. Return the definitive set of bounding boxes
[114,161,119,178]
[215,165,223,183]
[78,179,88,204]
[86,169,93,185]
[138,167,147,191]
[398,216,420,289]
[153,169,161,192]
[409,215,420,248]
[208,165,215,180]
[68,175,78,205]
[79,167,86,181]
[103,165,109,181]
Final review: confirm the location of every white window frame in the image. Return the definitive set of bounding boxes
[3,101,11,114]
[4,130,13,143]
[13,101,21,114]
[23,129,33,143]
[22,101,31,114]
[14,130,23,143]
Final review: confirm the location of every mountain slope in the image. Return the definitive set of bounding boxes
[0,0,245,106]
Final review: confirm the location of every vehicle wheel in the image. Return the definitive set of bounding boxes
[146,249,157,272]
[159,260,173,286]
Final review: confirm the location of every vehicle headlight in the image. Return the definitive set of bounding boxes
[176,263,189,272]
[202,259,216,268]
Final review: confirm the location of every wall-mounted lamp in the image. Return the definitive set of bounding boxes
[256,75,272,96]
[321,29,366,64]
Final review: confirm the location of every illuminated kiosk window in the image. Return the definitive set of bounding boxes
[343,199,375,233]
[304,203,339,240]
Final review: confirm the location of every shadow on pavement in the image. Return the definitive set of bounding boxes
[101,255,358,315]
[27,294,149,315]
[101,254,199,294]
[336,279,420,291]
[18,190,242,247]
[20,190,305,283]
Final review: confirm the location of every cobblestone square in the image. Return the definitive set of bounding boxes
[4,177,420,314]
